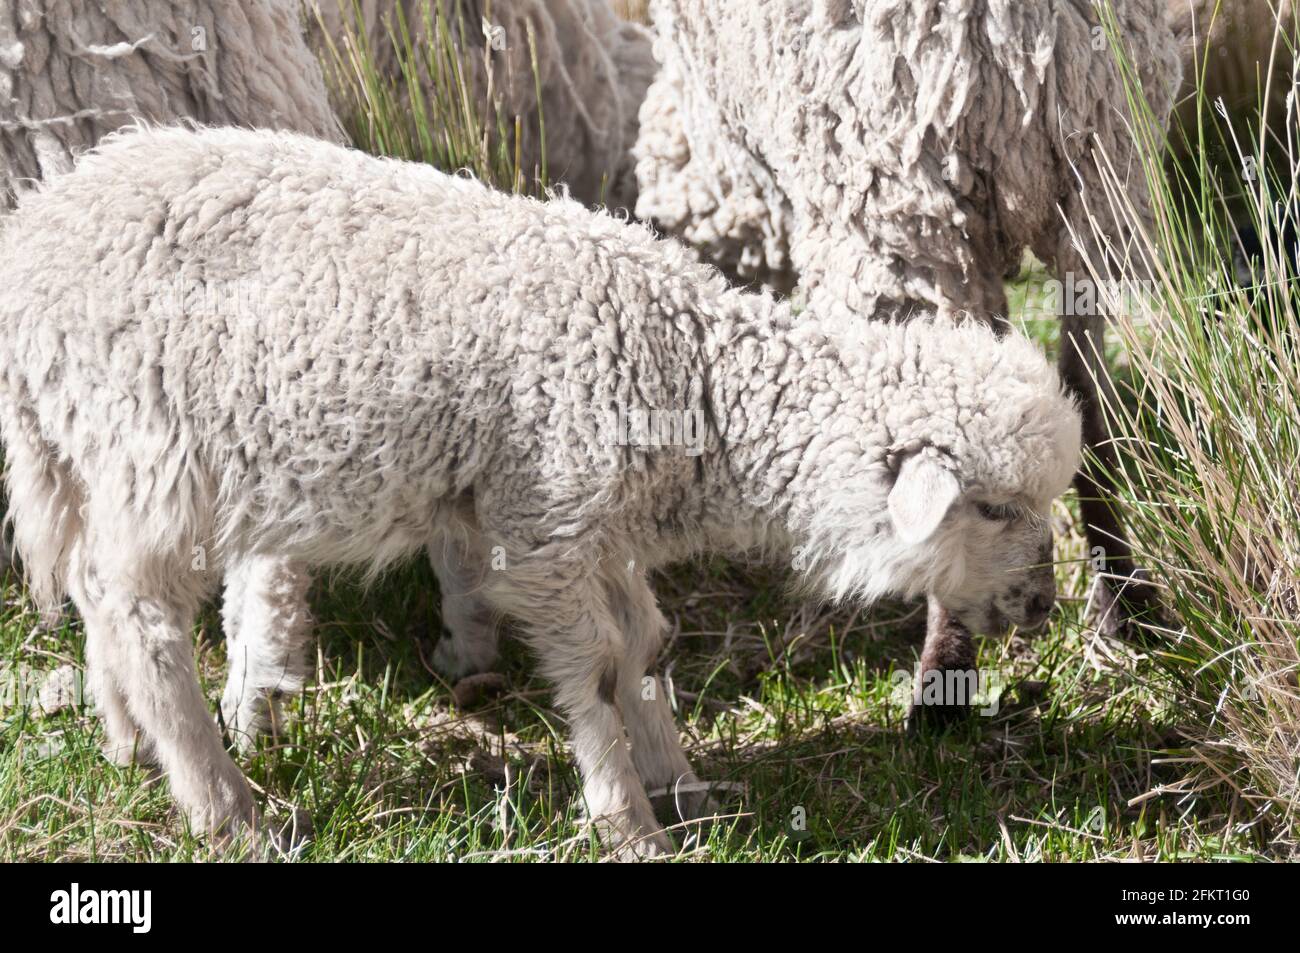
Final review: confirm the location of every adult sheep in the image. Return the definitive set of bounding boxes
[305,0,655,210]
[0,0,344,208]
[633,0,1184,696]
[0,125,1082,856]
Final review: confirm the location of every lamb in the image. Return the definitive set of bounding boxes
[306,0,656,210]
[632,0,1183,695]
[0,125,1082,855]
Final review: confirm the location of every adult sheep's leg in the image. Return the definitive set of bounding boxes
[603,569,710,824]
[220,555,314,753]
[485,556,669,858]
[429,533,501,680]
[70,547,260,841]
[1059,313,1157,637]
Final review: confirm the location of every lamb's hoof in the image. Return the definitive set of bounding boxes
[102,737,158,770]
[431,636,497,682]
[1085,570,1161,643]
[450,672,508,708]
[221,807,312,862]
[587,807,674,861]
[905,694,975,735]
[605,829,673,862]
[219,694,269,755]
[648,779,722,832]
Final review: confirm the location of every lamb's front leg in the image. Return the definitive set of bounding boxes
[489,561,669,859]
[907,595,978,731]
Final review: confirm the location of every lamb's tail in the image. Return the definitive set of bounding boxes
[0,397,82,611]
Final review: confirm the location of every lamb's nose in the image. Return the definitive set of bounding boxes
[1023,593,1053,629]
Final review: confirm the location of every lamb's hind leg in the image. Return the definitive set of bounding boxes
[429,533,500,680]
[72,550,259,841]
[605,570,710,824]
[220,555,314,753]
[485,557,669,858]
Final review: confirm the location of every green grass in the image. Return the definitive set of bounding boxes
[0,478,1267,860]
[315,0,548,195]
[1,3,1295,862]
[1068,8,1300,856]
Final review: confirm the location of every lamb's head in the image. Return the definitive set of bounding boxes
[885,440,1070,634]
[801,321,1082,635]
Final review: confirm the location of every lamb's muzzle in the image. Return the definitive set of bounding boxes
[0,126,1081,855]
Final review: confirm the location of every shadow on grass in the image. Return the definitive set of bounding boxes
[260,554,1238,861]
[0,545,1249,860]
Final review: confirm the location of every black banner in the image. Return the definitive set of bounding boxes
[0,861,1273,939]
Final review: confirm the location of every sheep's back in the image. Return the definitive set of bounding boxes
[638,0,1181,316]
[0,126,719,557]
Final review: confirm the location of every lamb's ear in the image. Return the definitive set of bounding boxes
[887,450,961,544]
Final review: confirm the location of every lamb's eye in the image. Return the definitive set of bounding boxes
[976,501,1017,522]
